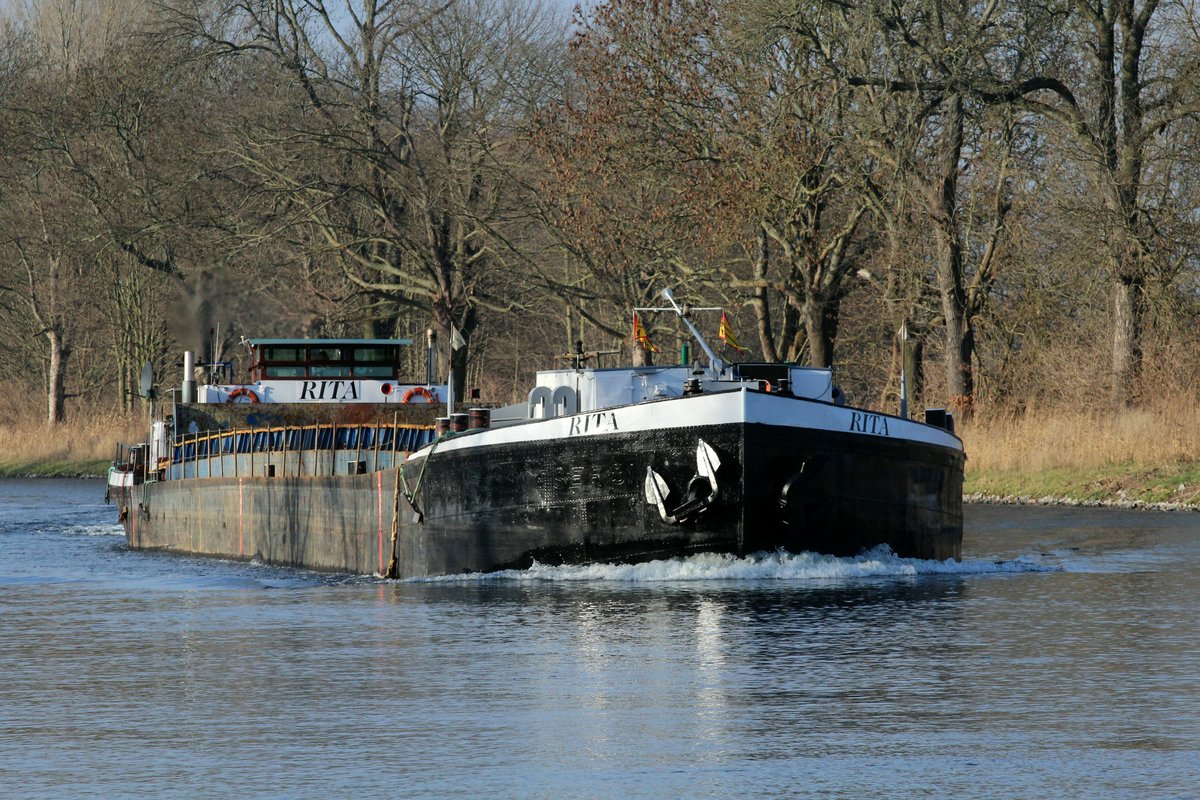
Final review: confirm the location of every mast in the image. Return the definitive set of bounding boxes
[660,288,725,373]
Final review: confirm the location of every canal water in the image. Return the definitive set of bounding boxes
[1,479,1197,799]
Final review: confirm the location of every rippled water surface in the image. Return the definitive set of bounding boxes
[2,479,1198,799]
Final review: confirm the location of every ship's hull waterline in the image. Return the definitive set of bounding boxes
[115,390,965,577]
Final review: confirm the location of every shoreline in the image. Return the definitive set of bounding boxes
[0,472,105,480]
[0,461,109,480]
[965,491,1200,513]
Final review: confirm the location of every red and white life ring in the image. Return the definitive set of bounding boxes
[402,386,437,404]
[226,387,260,404]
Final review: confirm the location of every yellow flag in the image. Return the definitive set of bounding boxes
[718,312,746,351]
[632,312,659,353]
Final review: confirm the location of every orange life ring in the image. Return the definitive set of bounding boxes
[402,386,437,404]
[226,387,260,404]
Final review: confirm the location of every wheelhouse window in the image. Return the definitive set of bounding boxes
[311,365,352,377]
[264,366,306,378]
[354,366,393,377]
[310,347,344,362]
[354,347,394,362]
[249,340,407,381]
[262,346,303,362]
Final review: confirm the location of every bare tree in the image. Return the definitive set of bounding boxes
[0,169,101,423]
[527,0,713,364]
[725,6,878,368]
[802,0,1050,414]
[177,0,566,396]
[537,0,879,368]
[0,1,115,423]
[1014,0,1200,404]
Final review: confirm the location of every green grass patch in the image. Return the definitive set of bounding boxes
[966,461,1200,506]
[0,458,110,478]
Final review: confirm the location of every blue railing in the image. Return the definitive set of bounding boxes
[171,424,436,465]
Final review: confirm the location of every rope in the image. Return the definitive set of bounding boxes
[384,465,402,579]
[398,432,445,520]
[386,421,446,579]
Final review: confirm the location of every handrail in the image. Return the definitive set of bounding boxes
[176,420,435,450]
[172,421,437,469]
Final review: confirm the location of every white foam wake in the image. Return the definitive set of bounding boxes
[414,546,1056,583]
[62,523,126,537]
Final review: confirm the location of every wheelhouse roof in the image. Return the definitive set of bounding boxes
[249,338,415,347]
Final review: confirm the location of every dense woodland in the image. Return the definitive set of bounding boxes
[1,0,1199,427]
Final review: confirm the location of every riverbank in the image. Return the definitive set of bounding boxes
[0,459,109,478]
[960,402,1200,511]
[0,409,144,479]
[965,463,1200,511]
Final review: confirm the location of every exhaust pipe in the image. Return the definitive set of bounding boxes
[181,351,196,403]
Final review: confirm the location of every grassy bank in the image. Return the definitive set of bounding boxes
[0,458,113,478]
[960,400,1200,508]
[0,411,146,478]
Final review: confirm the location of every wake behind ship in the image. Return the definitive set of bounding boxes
[108,291,965,577]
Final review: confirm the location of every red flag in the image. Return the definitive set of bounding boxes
[632,312,659,353]
[718,312,747,351]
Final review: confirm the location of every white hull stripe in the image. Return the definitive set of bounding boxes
[411,388,962,459]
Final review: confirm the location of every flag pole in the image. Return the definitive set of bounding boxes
[447,325,466,419]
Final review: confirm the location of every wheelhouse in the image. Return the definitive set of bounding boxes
[248,339,414,382]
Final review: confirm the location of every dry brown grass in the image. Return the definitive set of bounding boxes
[0,382,147,472]
[0,412,146,464]
[961,396,1200,473]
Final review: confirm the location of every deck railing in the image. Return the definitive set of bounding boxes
[166,422,437,480]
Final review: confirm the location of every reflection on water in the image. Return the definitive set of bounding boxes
[0,482,1197,799]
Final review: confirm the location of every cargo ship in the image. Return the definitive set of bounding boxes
[108,291,965,577]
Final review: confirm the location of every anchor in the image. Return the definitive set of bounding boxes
[645,439,722,524]
[779,454,827,510]
[778,453,828,528]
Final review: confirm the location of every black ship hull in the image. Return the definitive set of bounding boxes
[115,389,964,577]
[403,424,962,576]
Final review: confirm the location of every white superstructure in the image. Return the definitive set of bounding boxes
[186,338,447,406]
[528,364,834,417]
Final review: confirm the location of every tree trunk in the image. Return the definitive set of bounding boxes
[802,296,840,369]
[1110,273,1143,406]
[940,301,974,416]
[363,316,393,339]
[935,218,975,415]
[46,328,68,425]
[630,341,653,367]
[782,304,806,362]
[449,339,470,403]
[890,325,925,417]
[117,365,129,414]
[930,95,975,418]
[748,228,780,362]
[906,336,924,410]
[432,302,477,405]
